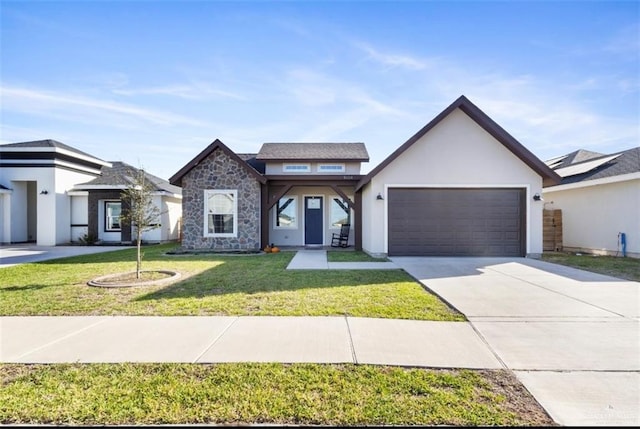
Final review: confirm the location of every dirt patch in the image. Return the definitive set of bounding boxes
[480,369,558,426]
[87,270,181,288]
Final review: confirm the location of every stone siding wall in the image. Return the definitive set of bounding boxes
[181,148,261,250]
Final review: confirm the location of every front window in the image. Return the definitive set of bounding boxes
[275,196,297,228]
[105,201,121,231]
[330,197,351,228]
[283,163,310,173]
[318,164,345,173]
[204,190,237,237]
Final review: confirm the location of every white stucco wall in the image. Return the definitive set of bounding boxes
[543,176,640,258]
[264,162,362,175]
[0,165,98,245]
[361,108,545,256]
[160,195,182,241]
[70,194,89,242]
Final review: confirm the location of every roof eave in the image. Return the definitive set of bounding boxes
[169,139,267,186]
[356,95,561,191]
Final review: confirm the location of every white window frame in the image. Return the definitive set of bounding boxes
[283,163,311,173]
[318,163,345,173]
[274,195,298,229]
[329,196,352,229]
[204,189,238,237]
[104,201,122,232]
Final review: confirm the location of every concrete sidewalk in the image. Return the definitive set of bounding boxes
[1,316,500,368]
[286,249,399,270]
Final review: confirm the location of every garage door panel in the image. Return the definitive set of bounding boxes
[388,188,525,256]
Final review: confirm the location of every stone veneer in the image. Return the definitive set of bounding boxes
[181,148,261,250]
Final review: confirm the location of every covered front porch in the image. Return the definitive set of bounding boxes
[260,176,363,250]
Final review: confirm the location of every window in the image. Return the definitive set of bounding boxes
[318,164,345,173]
[204,190,237,237]
[330,197,351,228]
[105,201,122,231]
[275,196,297,228]
[283,163,310,173]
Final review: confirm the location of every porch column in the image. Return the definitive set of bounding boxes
[355,190,362,250]
[260,183,269,249]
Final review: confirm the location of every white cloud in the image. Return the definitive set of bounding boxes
[112,83,245,101]
[353,41,436,70]
[1,85,207,127]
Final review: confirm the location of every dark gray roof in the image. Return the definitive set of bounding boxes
[546,147,640,186]
[256,143,369,162]
[0,139,107,163]
[237,153,266,174]
[74,161,182,194]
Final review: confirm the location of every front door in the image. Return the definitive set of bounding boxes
[304,196,323,245]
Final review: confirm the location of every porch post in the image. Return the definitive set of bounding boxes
[355,190,362,250]
[260,183,269,249]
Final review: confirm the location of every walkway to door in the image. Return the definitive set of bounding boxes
[286,249,399,270]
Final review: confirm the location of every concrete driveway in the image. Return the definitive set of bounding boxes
[0,244,127,268]
[391,256,640,427]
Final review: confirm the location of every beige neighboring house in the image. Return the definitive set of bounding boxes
[542,147,640,258]
[171,95,560,257]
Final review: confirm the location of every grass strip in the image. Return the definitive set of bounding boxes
[542,252,640,282]
[0,363,555,426]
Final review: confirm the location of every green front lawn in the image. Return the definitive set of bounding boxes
[0,363,554,426]
[542,252,640,282]
[0,244,462,320]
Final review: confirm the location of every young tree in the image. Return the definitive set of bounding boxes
[120,167,162,279]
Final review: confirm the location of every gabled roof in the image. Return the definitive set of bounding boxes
[257,142,369,162]
[545,146,640,186]
[73,161,182,195]
[237,153,266,174]
[356,95,561,190]
[169,139,267,186]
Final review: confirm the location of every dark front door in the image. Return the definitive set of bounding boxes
[304,196,323,245]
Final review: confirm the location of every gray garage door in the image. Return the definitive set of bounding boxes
[388,188,525,256]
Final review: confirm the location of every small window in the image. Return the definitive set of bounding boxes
[283,163,310,172]
[105,201,121,231]
[318,164,345,173]
[204,190,237,237]
[330,197,351,228]
[275,196,297,228]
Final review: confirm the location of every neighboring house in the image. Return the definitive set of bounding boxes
[170,95,560,257]
[69,161,182,244]
[0,140,110,245]
[0,140,182,245]
[542,147,640,258]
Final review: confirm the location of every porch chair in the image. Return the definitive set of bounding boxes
[331,223,351,248]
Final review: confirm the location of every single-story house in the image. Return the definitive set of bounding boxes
[69,161,182,244]
[170,95,560,257]
[542,147,640,258]
[0,140,182,245]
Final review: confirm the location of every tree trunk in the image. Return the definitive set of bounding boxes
[136,228,142,279]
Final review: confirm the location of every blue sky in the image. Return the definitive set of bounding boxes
[1,0,638,179]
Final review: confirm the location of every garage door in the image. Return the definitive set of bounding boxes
[388,188,525,256]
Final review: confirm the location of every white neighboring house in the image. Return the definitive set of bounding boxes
[0,140,182,246]
[542,147,640,258]
[0,140,110,245]
[69,161,182,244]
